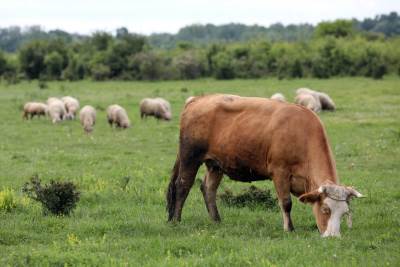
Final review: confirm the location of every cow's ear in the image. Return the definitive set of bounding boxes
[299,189,322,204]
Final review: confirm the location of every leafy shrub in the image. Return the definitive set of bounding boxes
[219,186,278,210]
[315,19,355,38]
[62,55,85,81]
[44,51,64,79]
[0,51,8,77]
[91,64,111,81]
[18,40,47,79]
[129,52,165,80]
[22,175,80,216]
[363,48,387,79]
[173,52,206,79]
[0,188,17,212]
[212,52,235,79]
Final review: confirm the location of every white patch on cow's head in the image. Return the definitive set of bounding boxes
[321,197,349,237]
[319,184,363,237]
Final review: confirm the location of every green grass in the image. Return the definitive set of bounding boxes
[0,77,399,266]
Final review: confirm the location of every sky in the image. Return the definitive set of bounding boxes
[0,0,398,35]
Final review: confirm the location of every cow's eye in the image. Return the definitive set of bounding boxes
[321,204,331,214]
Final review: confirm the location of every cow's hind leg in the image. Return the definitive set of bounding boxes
[200,164,223,222]
[273,169,294,232]
[171,161,201,222]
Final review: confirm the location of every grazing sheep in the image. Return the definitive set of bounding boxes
[47,97,66,123]
[23,102,47,119]
[61,96,80,120]
[139,98,172,121]
[47,97,60,105]
[296,88,335,111]
[106,104,131,128]
[79,105,96,133]
[318,92,336,111]
[295,93,321,113]
[155,97,172,114]
[270,93,286,102]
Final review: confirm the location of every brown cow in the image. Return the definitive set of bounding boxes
[166,94,362,237]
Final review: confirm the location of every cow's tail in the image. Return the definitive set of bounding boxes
[166,154,180,221]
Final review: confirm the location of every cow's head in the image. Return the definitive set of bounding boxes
[299,183,363,237]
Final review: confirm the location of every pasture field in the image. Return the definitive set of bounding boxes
[0,77,399,266]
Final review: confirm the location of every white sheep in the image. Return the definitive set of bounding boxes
[23,102,47,119]
[295,93,322,113]
[47,97,66,123]
[270,93,286,102]
[296,88,335,111]
[139,98,172,121]
[106,104,131,128]
[79,105,96,133]
[61,96,80,120]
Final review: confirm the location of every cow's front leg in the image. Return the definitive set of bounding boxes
[273,171,294,232]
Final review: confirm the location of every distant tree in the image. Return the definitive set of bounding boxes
[116,27,129,39]
[372,12,400,37]
[212,51,235,79]
[44,51,64,79]
[130,52,165,80]
[177,41,194,50]
[46,39,69,69]
[173,52,206,79]
[91,32,113,51]
[0,51,7,76]
[206,44,224,74]
[62,55,85,80]
[315,20,355,38]
[91,64,111,81]
[18,41,47,79]
[0,26,23,52]
[105,34,146,77]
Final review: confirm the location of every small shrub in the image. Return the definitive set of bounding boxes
[0,188,17,212]
[219,185,278,210]
[38,80,48,89]
[91,64,111,81]
[22,175,80,216]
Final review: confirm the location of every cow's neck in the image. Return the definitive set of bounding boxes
[308,141,338,191]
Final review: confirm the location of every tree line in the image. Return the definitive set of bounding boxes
[0,13,399,82]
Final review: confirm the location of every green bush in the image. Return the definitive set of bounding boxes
[363,48,387,79]
[212,51,235,79]
[0,51,8,76]
[91,64,111,81]
[173,52,206,79]
[44,51,64,79]
[219,186,277,210]
[315,19,355,38]
[18,40,47,79]
[22,175,80,216]
[62,55,85,81]
[130,52,165,80]
[0,188,17,212]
